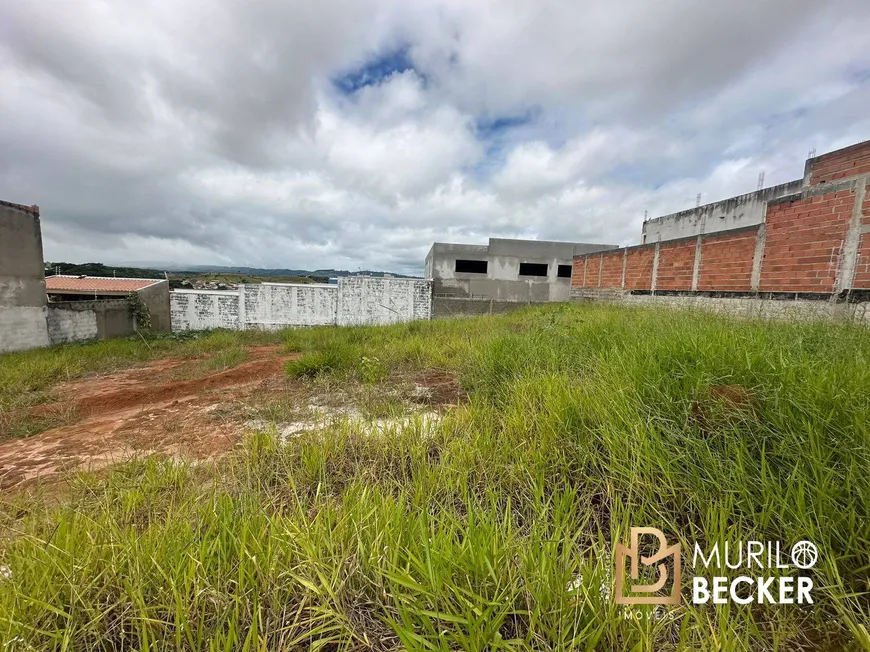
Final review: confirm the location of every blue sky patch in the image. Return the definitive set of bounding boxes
[333,46,418,94]
[475,110,539,139]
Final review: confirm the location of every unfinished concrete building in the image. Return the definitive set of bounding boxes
[0,200,50,353]
[425,238,617,311]
[641,180,805,243]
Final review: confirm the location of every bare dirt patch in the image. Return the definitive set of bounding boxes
[690,384,758,433]
[0,346,296,490]
[411,369,465,407]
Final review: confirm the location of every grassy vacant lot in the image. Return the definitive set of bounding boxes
[0,304,868,650]
[0,329,286,440]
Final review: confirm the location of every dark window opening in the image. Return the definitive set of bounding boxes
[455,259,488,274]
[519,262,548,277]
[557,264,572,278]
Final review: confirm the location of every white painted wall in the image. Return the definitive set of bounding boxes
[244,283,336,329]
[337,277,432,326]
[170,278,432,331]
[46,307,98,344]
[170,290,241,331]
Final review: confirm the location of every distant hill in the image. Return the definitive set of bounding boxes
[180,265,419,278]
[45,262,167,280]
[45,262,420,281]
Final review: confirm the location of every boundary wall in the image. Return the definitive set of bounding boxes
[574,140,870,310]
[171,277,432,332]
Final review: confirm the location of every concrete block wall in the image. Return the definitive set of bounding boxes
[136,281,172,332]
[431,297,528,318]
[171,278,432,331]
[0,201,50,353]
[615,294,870,325]
[46,299,137,345]
[47,306,99,344]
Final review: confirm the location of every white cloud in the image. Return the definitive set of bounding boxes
[1,0,869,274]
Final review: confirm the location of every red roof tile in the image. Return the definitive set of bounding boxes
[45,275,164,293]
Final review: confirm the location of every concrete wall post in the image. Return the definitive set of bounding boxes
[750,224,767,293]
[691,235,703,291]
[651,242,661,294]
[237,285,246,329]
[834,176,868,294]
[621,248,628,289]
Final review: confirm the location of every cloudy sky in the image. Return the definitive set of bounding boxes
[2,0,870,274]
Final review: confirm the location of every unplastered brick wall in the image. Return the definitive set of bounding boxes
[583,255,601,288]
[656,239,696,290]
[807,141,870,185]
[759,189,854,293]
[570,140,870,299]
[697,228,758,291]
[599,251,623,288]
[623,246,655,290]
[852,233,870,289]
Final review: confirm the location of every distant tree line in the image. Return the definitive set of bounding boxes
[45,262,167,280]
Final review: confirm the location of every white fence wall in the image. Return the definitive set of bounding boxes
[336,277,432,326]
[170,290,242,331]
[170,278,432,332]
[244,283,336,329]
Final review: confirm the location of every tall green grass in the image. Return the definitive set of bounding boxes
[1,304,868,650]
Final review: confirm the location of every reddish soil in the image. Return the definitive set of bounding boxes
[414,369,465,407]
[690,384,757,433]
[0,347,297,490]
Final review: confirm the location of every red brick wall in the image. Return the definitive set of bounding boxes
[759,190,854,292]
[571,257,586,288]
[599,251,624,288]
[656,240,696,290]
[583,254,602,288]
[852,233,870,289]
[697,230,757,291]
[809,141,870,185]
[623,246,655,290]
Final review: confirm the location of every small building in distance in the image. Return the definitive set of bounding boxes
[425,237,618,304]
[45,275,171,342]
